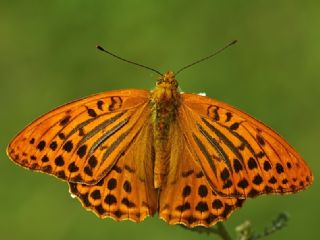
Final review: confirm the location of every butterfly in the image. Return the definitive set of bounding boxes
[7,42,313,228]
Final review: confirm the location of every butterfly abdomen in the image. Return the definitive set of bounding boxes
[151,71,181,188]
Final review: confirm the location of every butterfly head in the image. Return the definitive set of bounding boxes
[152,71,179,103]
[157,71,178,89]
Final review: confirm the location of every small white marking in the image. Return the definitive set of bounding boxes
[69,190,77,198]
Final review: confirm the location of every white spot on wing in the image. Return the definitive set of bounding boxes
[69,189,76,198]
[198,92,206,96]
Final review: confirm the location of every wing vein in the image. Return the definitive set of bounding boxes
[77,111,127,148]
[88,118,129,157]
[192,133,217,176]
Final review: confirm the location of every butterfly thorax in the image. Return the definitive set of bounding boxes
[150,71,180,188]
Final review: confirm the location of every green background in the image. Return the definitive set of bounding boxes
[1,1,319,239]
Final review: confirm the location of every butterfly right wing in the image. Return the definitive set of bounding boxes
[178,93,313,198]
[7,89,151,184]
[158,121,244,227]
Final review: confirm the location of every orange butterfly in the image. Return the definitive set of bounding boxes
[7,41,313,228]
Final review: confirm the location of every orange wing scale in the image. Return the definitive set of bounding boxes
[159,145,244,227]
[69,123,158,222]
[7,89,150,184]
[179,93,313,198]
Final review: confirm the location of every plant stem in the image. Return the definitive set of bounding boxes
[216,222,233,240]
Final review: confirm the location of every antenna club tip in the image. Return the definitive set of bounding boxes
[231,40,238,45]
[96,45,105,51]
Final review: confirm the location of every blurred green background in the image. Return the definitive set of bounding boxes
[0,1,319,239]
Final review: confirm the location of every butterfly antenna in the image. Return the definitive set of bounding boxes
[96,45,163,76]
[175,40,238,76]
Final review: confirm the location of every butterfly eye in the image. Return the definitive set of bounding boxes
[157,79,163,85]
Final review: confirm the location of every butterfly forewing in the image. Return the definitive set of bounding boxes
[179,93,313,198]
[7,89,150,184]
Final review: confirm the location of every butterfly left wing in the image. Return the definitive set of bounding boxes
[7,89,150,184]
[69,122,158,223]
[178,93,313,198]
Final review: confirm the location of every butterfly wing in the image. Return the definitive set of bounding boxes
[159,121,244,227]
[178,93,313,198]
[69,122,158,222]
[7,89,151,184]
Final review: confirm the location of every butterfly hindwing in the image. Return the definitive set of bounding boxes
[7,89,151,184]
[159,140,245,227]
[69,122,158,222]
[179,93,313,198]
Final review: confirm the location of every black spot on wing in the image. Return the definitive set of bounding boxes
[55,155,64,166]
[182,170,194,177]
[37,141,46,151]
[233,159,243,173]
[237,179,249,189]
[105,194,117,205]
[182,185,191,197]
[212,199,223,209]
[220,168,230,181]
[248,157,258,169]
[63,140,73,152]
[97,100,104,110]
[77,145,87,158]
[256,134,265,145]
[195,201,209,212]
[90,190,101,200]
[107,178,117,190]
[225,112,232,122]
[84,166,93,176]
[87,108,97,118]
[68,162,79,172]
[253,174,263,185]
[123,180,132,193]
[223,179,233,189]
[60,116,71,126]
[207,105,220,121]
[108,96,123,111]
[276,163,284,174]
[121,197,136,208]
[41,155,49,162]
[198,185,208,197]
[58,133,66,140]
[230,122,240,130]
[268,176,277,184]
[176,202,191,212]
[88,155,98,168]
[263,161,272,171]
